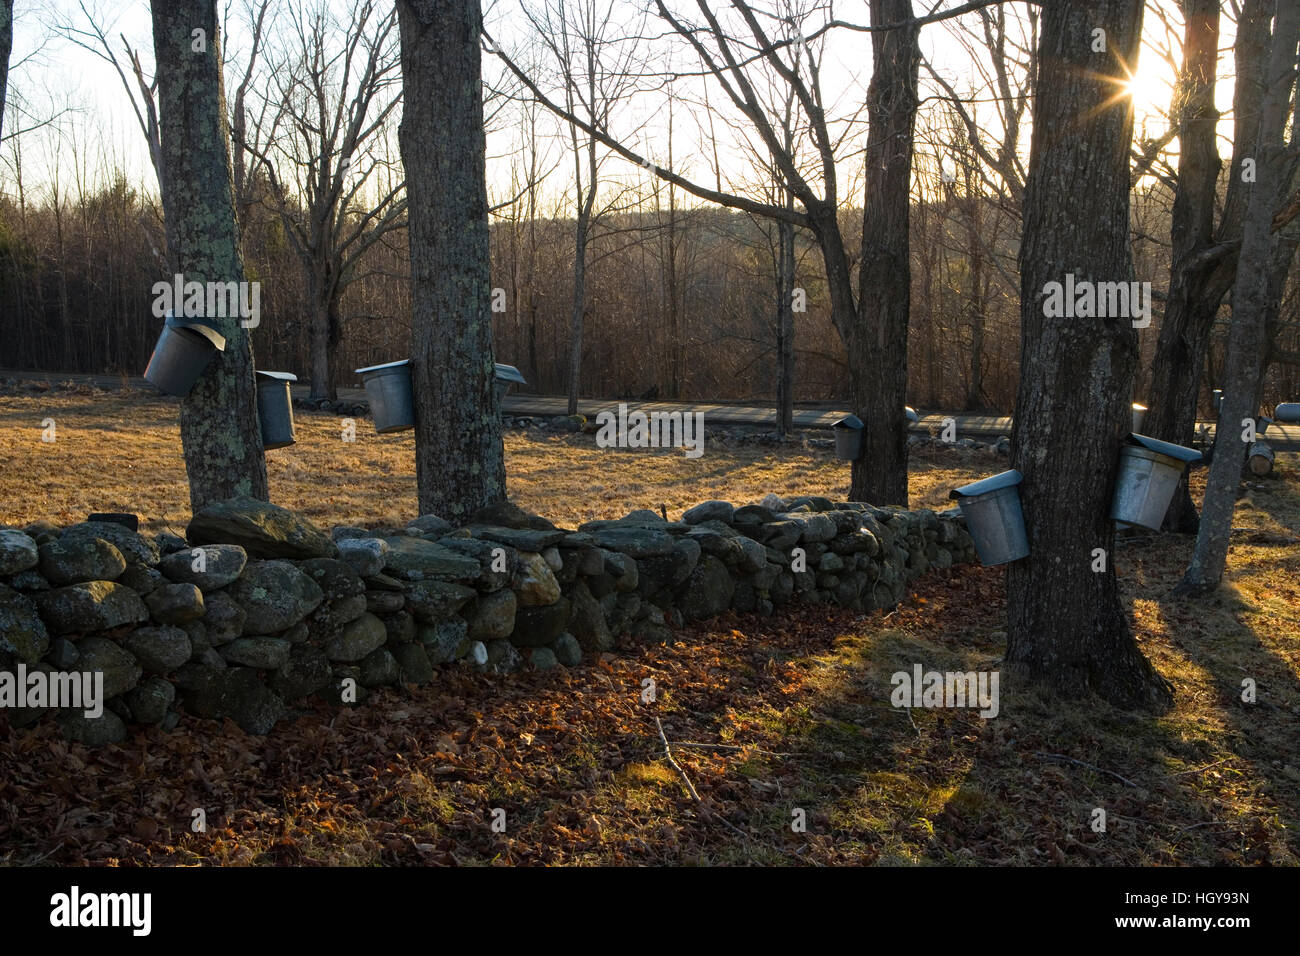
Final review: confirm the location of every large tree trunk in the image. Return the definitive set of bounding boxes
[567,209,589,417]
[965,195,985,411]
[397,0,505,521]
[1005,0,1171,712]
[307,275,339,402]
[0,0,12,144]
[1144,0,1263,533]
[1176,0,1300,595]
[851,0,919,506]
[151,0,268,512]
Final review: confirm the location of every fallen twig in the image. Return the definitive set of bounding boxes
[1032,752,1139,789]
[1171,758,1230,777]
[655,716,700,801]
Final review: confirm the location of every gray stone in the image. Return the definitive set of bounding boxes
[155,532,190,555]
[324,612,387,662]
[408,513,452,536]
[298,557,365,600]
[125,676,175,724]
[486,639,523,673]
[567,580,611,653]
[512,551,561,606]
[529,647,559,670]
[366,590,406,613]
[511,597,570,647]
[392,643,435,685]
[160,545,247,590]
[405,580,477,622]
[359,647,399,687]
[467,589,517,640]
[5,569,50,591]
[680,555,735,621]
[61,522,159,566]
[734,536,767,572]
[220,636,291,669]
[590,527,676,558]
[47,636,79,669]
[227,560,323,635]
[380,610,417,645]
[202,590,246,645]
[552,632,583,666]
[76,636,143,698]
[468,500,559,532]
[119,563,163,596]
[542,546,563,571]
[682,500,735,525]
[182,666,285,734]
[380,536,481,581]
[418,617,469,664]
[122,625,193,674]
[0,584,50,663]
[336,537,388,577]
[58,708,127,746]
[145,582,205,625]
[270,645,333,699]
[38,536,127,586]
[36,581,148,635]
[467,525,566,551]
[437,536,516,590]
[0,529,40,575]
[187,497,337,560]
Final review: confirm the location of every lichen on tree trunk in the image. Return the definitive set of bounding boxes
[397,0,506,522]
[151,0,268,513]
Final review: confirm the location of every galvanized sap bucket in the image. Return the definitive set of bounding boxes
[356,359,415,433]
[905,406,920,424]
[1131,403,1147,433]
[494,363,527,407]
[1275,402,1300,423]
[1212,389,1224,412]
[143,314,226,397]
[256,371,298,449]
[1111,434,1203,530]
[832,414,864,461]
[949,469,1029,567]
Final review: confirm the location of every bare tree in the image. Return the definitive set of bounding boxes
[1,0,12,144]
[241,0,407,400]
[1176,0,1300,595]
[495,0,948,504]
[1005,0,1171,711]
[150,0,268,510]
[397,0,505,520]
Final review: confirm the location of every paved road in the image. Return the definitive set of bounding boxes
[5,368,1298,449]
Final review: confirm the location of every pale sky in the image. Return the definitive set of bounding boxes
[2,1,1233,217]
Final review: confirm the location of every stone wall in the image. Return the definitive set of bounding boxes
[0,494,975,743]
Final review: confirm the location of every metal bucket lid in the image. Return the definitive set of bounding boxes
[355,359,411,375]
[255,370,297,382]
[833,414,864,431]
[494,363,527,385]
[905,406,920,423]
[950,468,1023,499]
[1126,433,1202,464]
[165,313,226,351]
[1132,403,1147,411]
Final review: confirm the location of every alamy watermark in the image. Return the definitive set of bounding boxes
[891,664,999,718]
[594,403,705,459]
[1042,273,1151,328]
[152,273,261,328]
[0,664,103,718]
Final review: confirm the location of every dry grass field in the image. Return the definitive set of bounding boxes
[2,381,1298,866]
[0,383,993,531]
